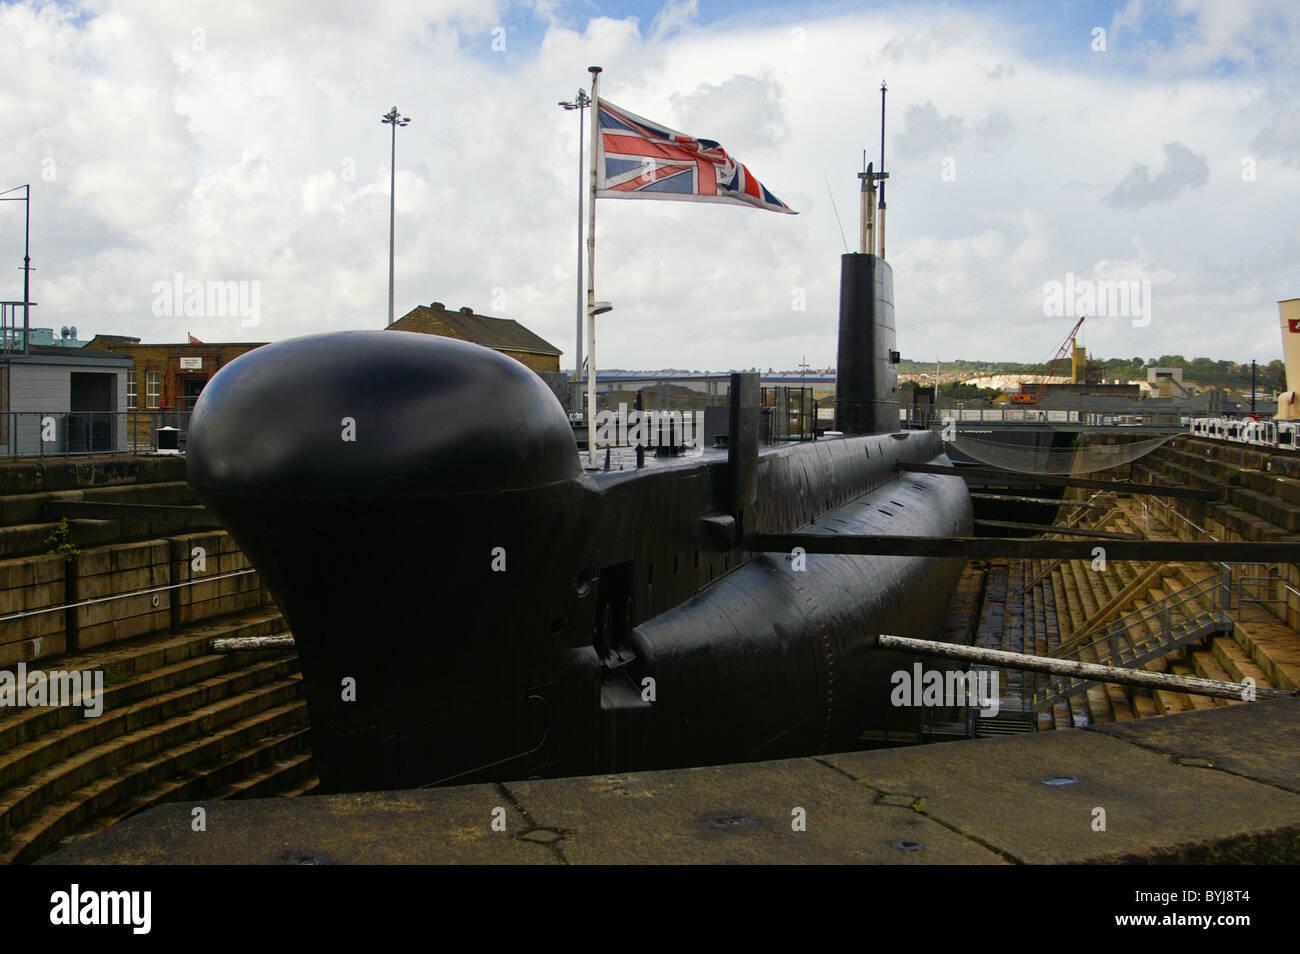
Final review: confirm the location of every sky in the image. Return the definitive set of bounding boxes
[0,0,1297,371]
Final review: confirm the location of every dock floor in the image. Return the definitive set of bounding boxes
[43,696,1300,864]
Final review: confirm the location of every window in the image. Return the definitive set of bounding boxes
[146,371,161,409]
[127,372,137,409]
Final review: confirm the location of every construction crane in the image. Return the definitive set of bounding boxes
[1010,316,1085,405]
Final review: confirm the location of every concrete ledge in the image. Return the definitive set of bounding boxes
[41,698,1300,865]
[0,456,186,495]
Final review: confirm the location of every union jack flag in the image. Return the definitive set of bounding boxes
[595,99,796,214]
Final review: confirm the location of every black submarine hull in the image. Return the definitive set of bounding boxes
[187,254,974,793]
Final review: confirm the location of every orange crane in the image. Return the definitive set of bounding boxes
[1010,316,1085,404]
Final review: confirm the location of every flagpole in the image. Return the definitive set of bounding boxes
[877,81,887,260]
[585,65,602,465]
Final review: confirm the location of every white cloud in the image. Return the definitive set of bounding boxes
[0,0,1295,370]
[1103,142,1210,209]
[651,0,697,41]
[1110,0,1300,73]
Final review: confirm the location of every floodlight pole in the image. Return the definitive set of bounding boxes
[586,66,603,463]
[0,184,32,354]
[382,107,410,327]
[559,89,592,390]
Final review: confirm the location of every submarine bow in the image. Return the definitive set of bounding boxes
[189,331,595,789]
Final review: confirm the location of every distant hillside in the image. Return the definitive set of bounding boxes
[899,356,1286,390]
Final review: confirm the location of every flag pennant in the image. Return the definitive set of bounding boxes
[595,99,796,214]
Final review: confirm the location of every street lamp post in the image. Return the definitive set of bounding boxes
[381,107,410,327]
[558,89,591,394]
[0,184,32,354]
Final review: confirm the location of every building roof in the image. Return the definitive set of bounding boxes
[82,335,267,350]
[1,345,132,366]
[391,303,561,356]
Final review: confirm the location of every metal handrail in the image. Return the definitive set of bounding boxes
[1051,575,1223,663]
[1057,489,1116,532]
[0,569,257,623]
[1,410,193,459]
[1146,493,1219,540]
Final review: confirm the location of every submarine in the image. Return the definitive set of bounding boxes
[186,254,973,792]
[186,209,973,794]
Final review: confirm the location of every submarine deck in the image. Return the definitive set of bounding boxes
[574,429,907,478]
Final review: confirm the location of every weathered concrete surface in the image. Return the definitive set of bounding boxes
[823,703,1300,864]
[40,786,548,865]
[1087,695,1300,794]
[40,698,1300,865]
[504,758,1004,864]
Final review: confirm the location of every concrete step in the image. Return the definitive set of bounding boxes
[0,675,304,840]
[0,519,122,558]
[0,455,187,497]
[0,697,308,864]
[0,655,299,793]
[0,607,286,749]
[1206,500,1290,542]
[1130,693,1160,719]
[1170,660,1217,710]
[1072,636,1117,724]
[1227,485,1300,532]
[1166,562,1217,591]
[1064,561,1101,623]
[1052,566,1086,636]
[1140,654,1193,715]
[1210,635,1272,688]
[1233,620,1300,691]
[1239,470,1300,508]
[278,775,320,798]
[62,727,312,846]
[210,750,316,801]
[1189,650,1240,706]
[1149,455,1226,493]
[0,481,198,529]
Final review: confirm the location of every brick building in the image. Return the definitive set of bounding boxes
[387,303,562,374]
[81,335,266,445]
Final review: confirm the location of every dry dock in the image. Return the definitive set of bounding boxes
[4,434,1300,864]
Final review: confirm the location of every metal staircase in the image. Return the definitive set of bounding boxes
[1033,571,1232,711]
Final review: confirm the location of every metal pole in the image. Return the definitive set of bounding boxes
[388,119,397,327]
[1,185,33,354]
[876,633,1297,702]
[576,100,585,385]
[586,66,602,465]
[859,152,867,253]
[858,155,875,255]
[22,185,30,355]
[877,82,887,260]
[381,108,409,327]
